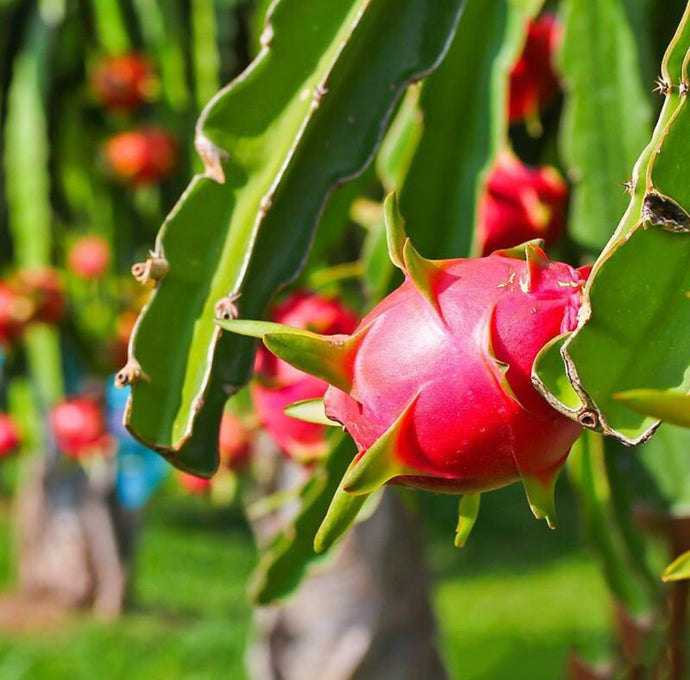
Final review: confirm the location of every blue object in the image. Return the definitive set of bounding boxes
[107,376,169,510]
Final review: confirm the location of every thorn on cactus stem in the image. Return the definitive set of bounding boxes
[654,76,671,95]
[680,81,689,96]
[131,255,169,284]
[622,180,634,194]
[214,293,241,321]
[195,134,227,184]
[115,359,147,388]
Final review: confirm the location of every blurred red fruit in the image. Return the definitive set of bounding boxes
[50,398,110,459]
[91,54,156,111]
[509,14,561,126]
[219,412,252,471]
[0,284,32,345]
[251,291,358,462]
[177,471,211,495]
[11,268,65,325]
[68,235,111,279]
[0,414,20,457]
[477,153,567,256]
[105,128,177,186]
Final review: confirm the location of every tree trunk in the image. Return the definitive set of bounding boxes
[247,453,448,680]
[13,457,132,620]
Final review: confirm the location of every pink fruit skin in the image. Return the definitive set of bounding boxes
[68,236,111,279]
[509,14,561,125]
[0,414,20,457]
[50,399,110,459]
[218,412,252,471]
[105,129,176,186]
[252,291,358,462]
[178,472,211,495]
[477,153,568,256]
[324,248,588,493]
[91,54,155,111]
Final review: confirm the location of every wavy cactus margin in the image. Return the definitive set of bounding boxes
[123,0,466,475]
[533,2,690,446]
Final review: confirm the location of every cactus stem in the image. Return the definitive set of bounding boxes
[214,293,241,321]
[577,410,599,429]
[115,358,148,388]
[131,255,169,284]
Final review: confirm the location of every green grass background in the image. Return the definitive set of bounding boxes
[0,481,611,679]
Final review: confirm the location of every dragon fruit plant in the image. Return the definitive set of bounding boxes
[225,196,589,534]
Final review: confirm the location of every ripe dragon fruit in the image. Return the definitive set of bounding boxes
[50,398,112,459]
[477,152,567,256]
[224,195,588,539]
[251,291,358,462]
[509,14,561,129]
[0,414,20,457]
[90,53,156,111]
[219,411,252,471]
[104,128,177,186]
[68,235,111,279]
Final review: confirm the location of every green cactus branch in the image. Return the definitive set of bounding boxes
[124,0,466,475]
[533,1,690,445]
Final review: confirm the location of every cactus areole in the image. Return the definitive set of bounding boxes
[222,195,588,529]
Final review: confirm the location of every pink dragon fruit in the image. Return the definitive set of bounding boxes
[251,291,358,462]
[225,196,587,535]
[509,14,561,128]
[477,152,568,256]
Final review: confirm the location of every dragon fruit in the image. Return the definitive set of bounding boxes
[68,235,111,279]
[50,398,112,459]
[105,128,177,186]
[0,414,20,457]
[91,53,156,111]
[224,195,588,535]
[477,152,567,256]
[219,411,252,471]
[251,291,358,462]
[509,14,561,129]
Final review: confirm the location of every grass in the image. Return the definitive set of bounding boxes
[0,481,611,679]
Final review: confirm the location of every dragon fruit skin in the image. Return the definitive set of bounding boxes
[509,14,561,126]
[251,291,358,462]
[477,153,568,256]
[323,247,587,499]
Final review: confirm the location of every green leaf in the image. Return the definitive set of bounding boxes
[395,0,542,259]
[125,0,466,475]
[558,0,653,252]
[614,389,690,428]
[568,432,659,616]
[454,493,480,548]
[534,5,690,444]
[3,9,63,409]
[663,550,690,581]
[248,434,360,604]
[220,318,363,394]
[284,399,339,427]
